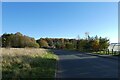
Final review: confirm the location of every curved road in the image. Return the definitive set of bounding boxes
[52,50,118,78]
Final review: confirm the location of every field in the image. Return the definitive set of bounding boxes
[0,48,58,79]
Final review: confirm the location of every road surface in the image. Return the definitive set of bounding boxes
[52,50,118,78]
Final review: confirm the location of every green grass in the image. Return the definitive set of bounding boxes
[1,48,58,79]
[92,50,120,56]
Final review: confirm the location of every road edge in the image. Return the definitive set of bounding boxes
[83,52,118,60]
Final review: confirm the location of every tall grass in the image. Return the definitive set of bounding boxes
[0,48,58,79]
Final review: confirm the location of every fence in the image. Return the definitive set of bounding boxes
[106,43,120,55]
[103,49,120,55]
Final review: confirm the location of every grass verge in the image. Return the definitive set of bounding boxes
[1,48,58,79]
[92,51,120,56]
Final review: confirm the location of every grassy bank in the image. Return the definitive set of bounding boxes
[1,48,58,79]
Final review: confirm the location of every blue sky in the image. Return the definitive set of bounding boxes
[2,2,118,43]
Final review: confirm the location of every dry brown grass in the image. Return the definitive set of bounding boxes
[0,48,58,79]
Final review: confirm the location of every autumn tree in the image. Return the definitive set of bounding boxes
[99,37,109,50]
[2,33,13,47]
[2,32,39,48]
[77,39,87,51]
[37,39,49,48]
[45,38,54,47]
[91,39,99,52]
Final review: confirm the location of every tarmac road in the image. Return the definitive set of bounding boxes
[52,49,118,78]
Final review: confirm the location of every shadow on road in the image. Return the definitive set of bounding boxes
[50,49,118,78]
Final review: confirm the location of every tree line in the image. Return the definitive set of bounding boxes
[0,32,109,52]
[1,32,39,48]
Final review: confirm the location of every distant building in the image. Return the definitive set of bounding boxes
[108,43,120,52]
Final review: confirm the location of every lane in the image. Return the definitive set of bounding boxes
[53,50,118,78]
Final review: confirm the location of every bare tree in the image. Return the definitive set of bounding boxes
[85,32,89,40]
[76,35,80,40]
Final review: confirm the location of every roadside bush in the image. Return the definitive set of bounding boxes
[37,39,49,48]
[65,43,74,50]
